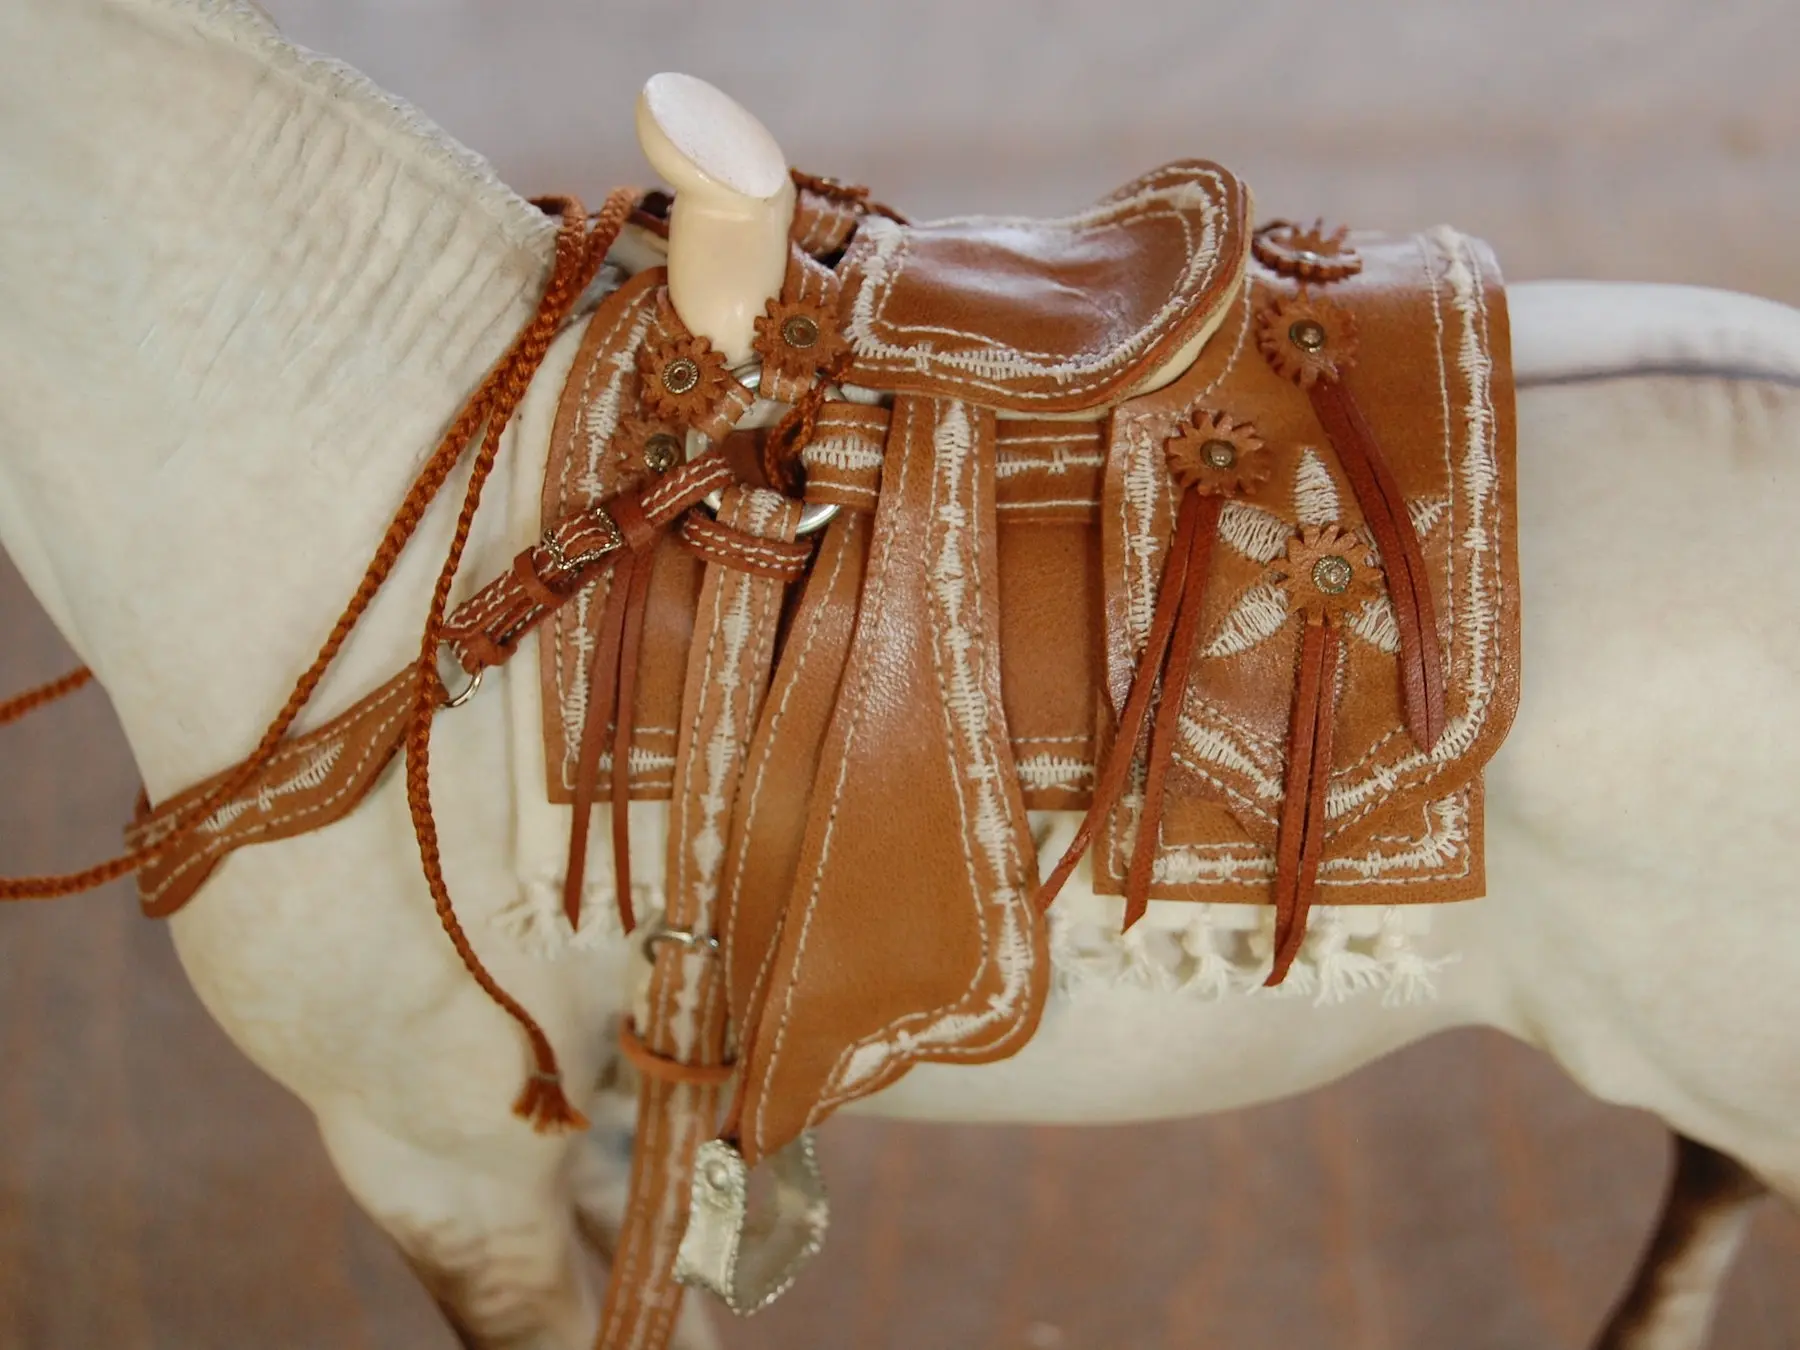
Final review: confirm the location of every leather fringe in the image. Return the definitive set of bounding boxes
[1268,616,1343,985]
[1308,379,1445,750]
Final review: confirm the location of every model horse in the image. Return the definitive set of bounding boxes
[4,3,1799,1348]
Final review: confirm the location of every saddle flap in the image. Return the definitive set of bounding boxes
[836,162,1250,413]
[1097,227,1520,904]
[730,395,1049,1166]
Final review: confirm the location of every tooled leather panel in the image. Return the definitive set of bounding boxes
[733,397,1049,1166]
[1097,228,1518,904]
[132,668,419,918]
[835,162,1249,412]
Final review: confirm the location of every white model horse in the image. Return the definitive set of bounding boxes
[5,4,1800,1348]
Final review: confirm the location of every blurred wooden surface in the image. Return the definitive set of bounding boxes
[5,2,1800,1346]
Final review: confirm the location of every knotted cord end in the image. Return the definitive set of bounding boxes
[513,1069,591,1134]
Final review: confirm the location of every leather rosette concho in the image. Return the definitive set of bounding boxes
[753,294,848,396]
[636,303,755,443]
[1257,290,1359,388]
[1258,520,1388,982]
[1270,523,1383,624]
[1253,219,1363,284]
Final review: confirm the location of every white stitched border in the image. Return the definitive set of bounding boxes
[844,167,1232,401]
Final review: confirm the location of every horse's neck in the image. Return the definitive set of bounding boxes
[0,0,558,793]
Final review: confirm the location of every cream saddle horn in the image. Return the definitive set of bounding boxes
[635,73,795,366]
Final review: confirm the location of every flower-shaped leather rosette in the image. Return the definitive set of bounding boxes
[752,295,850,402]
[1165,409,1273,500]
[636,329,736,429]
[1253,220,1363,284]
[1270,523,1384,624]
[1256,291,1359,389]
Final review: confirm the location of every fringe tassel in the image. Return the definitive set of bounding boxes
[1123,492,1222,929]
[513,1067,590,1133]
[1309,379,1445,750]
[1267,616,1343,986]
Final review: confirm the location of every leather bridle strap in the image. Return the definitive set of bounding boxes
[596,486,802,1350]
[129,453,735,922]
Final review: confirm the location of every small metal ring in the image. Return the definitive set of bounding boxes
[641,924,721,964]
[684,364,841,537]
[440,660,483,710]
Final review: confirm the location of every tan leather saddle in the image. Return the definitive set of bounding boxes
[129,160,1519,1342]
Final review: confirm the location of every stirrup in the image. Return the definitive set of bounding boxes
[674,1134,828,1314]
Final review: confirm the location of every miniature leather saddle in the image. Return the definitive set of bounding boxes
[533,161,1518,1179]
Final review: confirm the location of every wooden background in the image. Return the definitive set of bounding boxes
[3,1,1799,1346]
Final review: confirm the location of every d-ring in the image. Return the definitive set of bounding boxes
[684,364,840,537]
[437,643,484,709]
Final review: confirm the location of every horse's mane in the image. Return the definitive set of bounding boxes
[135,0,553,254]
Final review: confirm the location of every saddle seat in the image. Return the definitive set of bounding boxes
[834,161,1250,411]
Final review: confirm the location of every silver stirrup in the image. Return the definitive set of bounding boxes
[674,1134,828,1315]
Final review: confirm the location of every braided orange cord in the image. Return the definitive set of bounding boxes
[401,189,638,1133]
[761,351,855,494]
[0,191,636,904]
[0,667,92,727]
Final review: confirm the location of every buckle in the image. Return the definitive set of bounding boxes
[538,505,624,576]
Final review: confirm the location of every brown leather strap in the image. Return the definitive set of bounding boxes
[1036,483,1202,910]
[130,665,423,918]
[1309,378,1446,750]
[1268,616,1343,984]
[442,455,734,675]
[597,487,802,1350]
[564,510,657,931]
[677,512,814,581]
[716,510,870,1141]
[1122,492,1222,929]
[618,1019,736,1087]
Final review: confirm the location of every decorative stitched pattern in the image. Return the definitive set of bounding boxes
[816,400,1041,1113]
[1100,227,1516,903]
[839,162,1248,410]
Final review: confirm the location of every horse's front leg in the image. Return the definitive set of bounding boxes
[319,1102,597,1349]
[158,750,676,1348]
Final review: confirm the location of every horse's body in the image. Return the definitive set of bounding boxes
[6,3,1800,1347]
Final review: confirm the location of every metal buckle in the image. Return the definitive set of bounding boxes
[539,505,624,576]
[684,364,839,537]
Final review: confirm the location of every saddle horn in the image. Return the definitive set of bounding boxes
[635,73,796,365]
